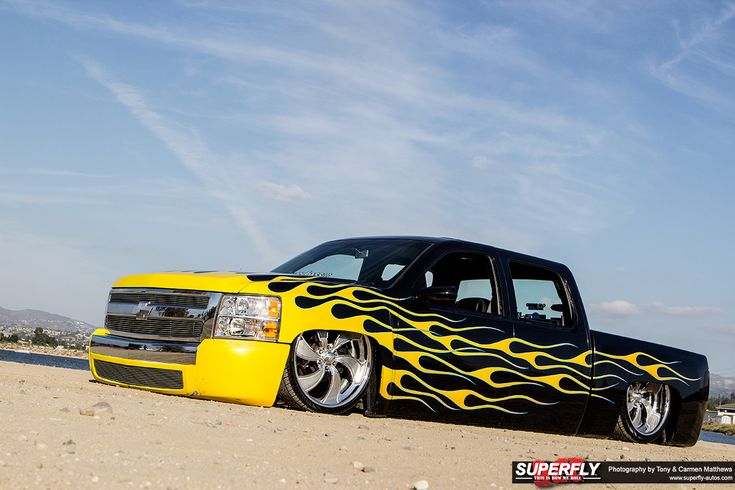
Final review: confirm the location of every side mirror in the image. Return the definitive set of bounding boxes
[415,286,458,304]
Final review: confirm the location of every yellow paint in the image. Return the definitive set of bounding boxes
[382,367,557,414]
[595,351,698,382]
[113,271,254,293]
[89,329,289,406]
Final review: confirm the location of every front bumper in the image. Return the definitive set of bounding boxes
[88,329,290,406]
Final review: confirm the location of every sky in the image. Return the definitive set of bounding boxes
[0,0,733,373]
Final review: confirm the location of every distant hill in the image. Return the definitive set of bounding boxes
[0,306,95,333]
[710,373,735,397]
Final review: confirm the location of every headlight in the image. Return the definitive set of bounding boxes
[214,295,281,341]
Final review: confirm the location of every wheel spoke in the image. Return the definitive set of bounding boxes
[290,332,372,409]
[321,366,344,404]
[645,411,661,433]
[331,333,351,352]
[295,336,320,362]
[298,365,326,392]
[631,406,642,428]
[625,383,670,437]
[334,355,361,380]
[640,397,655,419]
[317,331,329,349]
[626,398,635,413]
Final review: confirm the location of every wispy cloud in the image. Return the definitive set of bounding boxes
[648,302,722,317]
[257,181,311,202]
[2,0,444,105]
[650,3,735,109]
[80,60,277,262]
[589,300,640,316]
[590,300,721,318]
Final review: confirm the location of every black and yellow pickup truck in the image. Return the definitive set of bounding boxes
[89,236,709,446]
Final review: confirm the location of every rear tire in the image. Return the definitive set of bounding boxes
[278,330,373,415]
[614,382,671,444]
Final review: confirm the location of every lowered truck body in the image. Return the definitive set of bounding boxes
[89,237,708,445]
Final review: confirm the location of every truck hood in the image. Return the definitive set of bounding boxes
[112,271,353,294]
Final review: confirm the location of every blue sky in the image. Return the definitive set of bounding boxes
[0,1,733,373]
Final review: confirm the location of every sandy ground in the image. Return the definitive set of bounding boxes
[1,361,733,490]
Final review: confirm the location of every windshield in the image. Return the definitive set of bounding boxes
[273,238,432,286]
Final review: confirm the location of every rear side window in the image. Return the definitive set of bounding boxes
[510,262,571,326]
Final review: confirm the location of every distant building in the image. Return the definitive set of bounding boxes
[705,410,722,424]
[716,403,735,424]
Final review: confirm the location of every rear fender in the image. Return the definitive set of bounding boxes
[579,331,708,446]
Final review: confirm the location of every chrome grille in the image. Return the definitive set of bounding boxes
[104,316,203,338]
[105,288,221,341]
[109,292,209,309]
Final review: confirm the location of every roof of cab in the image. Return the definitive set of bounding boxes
[323,235,570,271]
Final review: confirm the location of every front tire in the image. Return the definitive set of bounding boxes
[614,382,672,443]
[278,330,373,414]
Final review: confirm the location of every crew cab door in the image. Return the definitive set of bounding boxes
[500,259,592,434]
[386,249,514,426]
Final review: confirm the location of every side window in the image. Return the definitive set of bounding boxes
[425,253,500,315]
[510,262,571,326]
[381,263,405,281]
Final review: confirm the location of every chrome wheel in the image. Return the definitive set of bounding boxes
[292,331,372,409]
[625,382,671,437]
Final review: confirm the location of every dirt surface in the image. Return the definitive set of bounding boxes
[1,361,733,489]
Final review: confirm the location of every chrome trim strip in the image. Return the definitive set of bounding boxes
[106,303,208,318]
[111,290,211,298]
[95,329,201,343]
[90,334,198,364]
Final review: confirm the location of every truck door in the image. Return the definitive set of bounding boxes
[501,260,592,434]
[386,250,514,426]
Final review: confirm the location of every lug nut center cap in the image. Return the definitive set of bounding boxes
[323,351,336,365]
